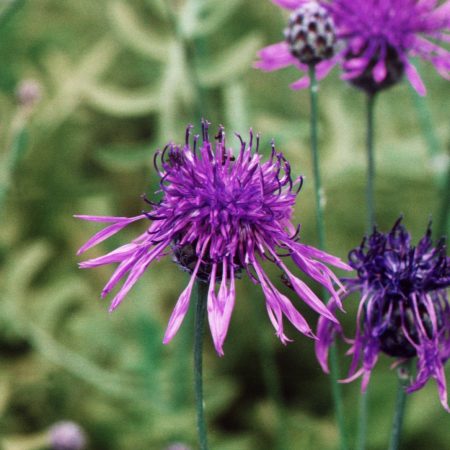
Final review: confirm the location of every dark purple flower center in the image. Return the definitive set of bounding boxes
[171,237,243,283]
[368,294,439,358]
[344,43,404,95]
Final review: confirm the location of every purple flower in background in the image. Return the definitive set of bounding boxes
[49,421,87,450]
[76,122,351,356]
[255,0,450,94]
[255,1,338,89]
[331,0,450,95]
[316,218,450,411]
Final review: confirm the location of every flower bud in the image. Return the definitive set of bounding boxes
[49,421,87,450]
[284,2,335,65]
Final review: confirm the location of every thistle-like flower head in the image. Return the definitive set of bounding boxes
[332,0,450,95]
[76,122,351,355]
[255,0,450,94]
[316,218,450,411]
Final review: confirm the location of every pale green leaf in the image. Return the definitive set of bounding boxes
[198,33,263,88]
[83,83,160,117]
[224,81,249,134]
[109,0,169,61]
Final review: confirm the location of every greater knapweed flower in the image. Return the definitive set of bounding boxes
[49,421,87,450]
[255,0,450,94]
[76,122,351,356]
[255,1,337,89]
[316,218,450,411]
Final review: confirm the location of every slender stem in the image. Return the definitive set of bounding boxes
[308,65,348,450]
[437,162,449,239]
[356,93,377,450]
[329,344,348,450]
[308,65,325,250]
[194,281,209,450]
[356,391,368,450]
[166,0,205,122]
[388,366,410,450]
[252,301,285,450]
[366,94,376,232]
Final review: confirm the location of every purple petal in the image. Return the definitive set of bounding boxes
[108,242,168,311]
[290,75,310,90]
[163,269,199,345]
[270,0,306,10]
[76,215,146,255]
[405,61,427,96]
[254,42,298,72]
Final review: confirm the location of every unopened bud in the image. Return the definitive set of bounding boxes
[16,79,42,108]
[49,421,87,450]
[285,2,336,65]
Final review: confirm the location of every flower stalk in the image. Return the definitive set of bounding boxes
[308,65,348,450]
[366,94,376,232]
[194,281,209,450]
[357,92,377,450]
[388,365,410,450]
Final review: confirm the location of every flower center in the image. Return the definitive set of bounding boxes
[345,43,405,95]
[369,294,439,358]
[171,237,243,283]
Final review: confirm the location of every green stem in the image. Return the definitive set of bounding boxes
[166,0,205,122]
[436,162,450,239]
[356,392,368,450]
[194,281,209,450]
[366,94,376,232]
[308,65,348,450]
[308,66,325,250]
[356,93,377,450]
[388,366,410,450]
[252,301,286,450]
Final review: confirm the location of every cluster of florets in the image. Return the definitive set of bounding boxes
[77,122,350,356]
[316,219,450,411]
[284,2,336,65]
[256,0,450,94]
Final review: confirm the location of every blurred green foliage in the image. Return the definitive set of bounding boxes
[0,0,448,449]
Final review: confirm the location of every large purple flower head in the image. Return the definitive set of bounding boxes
[316,218,450,411]
[255,0,450,94]
[76,122,351,356]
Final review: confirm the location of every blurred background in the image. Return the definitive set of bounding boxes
[0,0,448,449]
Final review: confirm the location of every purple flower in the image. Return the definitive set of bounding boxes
[316,218,450,411]
[76,122,351,356]
[255,1,339,89]
[255,0,450,94]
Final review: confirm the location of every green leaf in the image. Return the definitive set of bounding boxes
[38,39,118,128]
[108,0,169,61]
[83,83,160,117]
[198,33,262,88]
[180,0,243,38]
[224,81,249,134]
